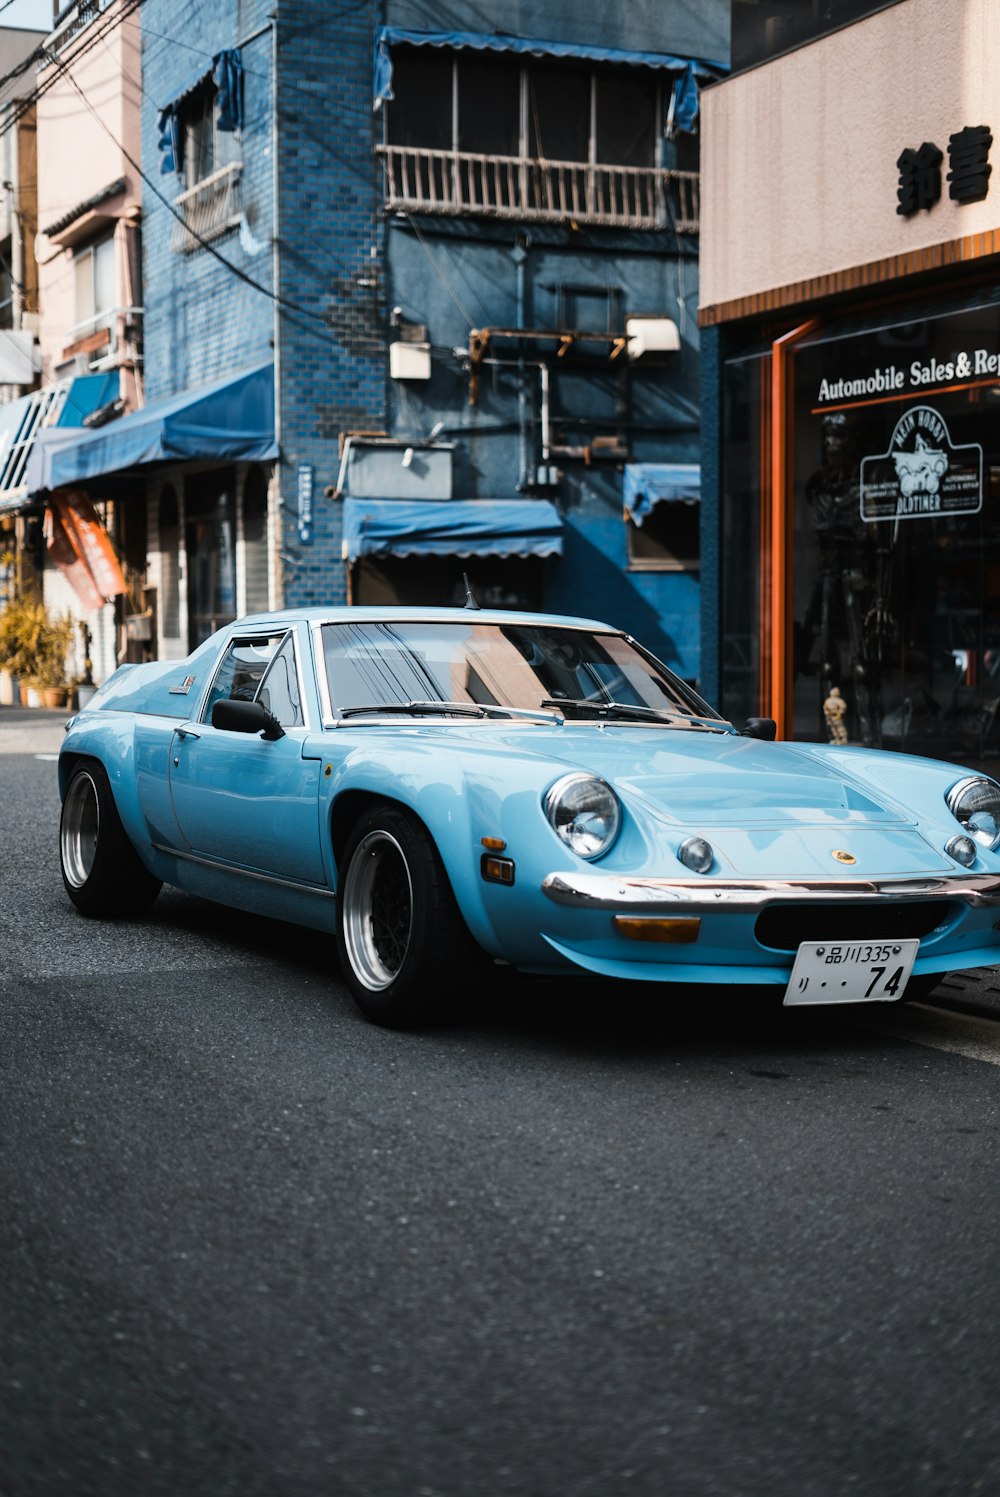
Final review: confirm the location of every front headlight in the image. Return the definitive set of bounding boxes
[544,772,621,860]
[946,775,1000,849]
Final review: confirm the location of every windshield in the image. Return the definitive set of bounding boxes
[320,620,728,726]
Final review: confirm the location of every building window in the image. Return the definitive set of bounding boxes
[179,80,240,190]
[158,485,180,640]
[0,238,12,331]
[171,79,243,253]
[380,51,698,232]
[243,465,269,613]
[627,504,700,572]
[73,235,116,339]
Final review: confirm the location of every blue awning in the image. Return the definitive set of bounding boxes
[0,375,121,514]
[59,371,121,427]
[27,363,277,494]
[342,498,563,562]
[374,28,726,134]
[624,463,700,525]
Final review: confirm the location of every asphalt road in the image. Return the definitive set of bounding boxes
[2,709,999,1497]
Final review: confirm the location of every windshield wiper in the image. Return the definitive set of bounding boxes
[540,698,732,730]
[338,699,562,722]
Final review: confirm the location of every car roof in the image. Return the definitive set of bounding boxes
[232,606,619,632]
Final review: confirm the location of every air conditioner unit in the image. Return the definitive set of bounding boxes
[347,442,453,499]
[625,317,681,360]
[389,341,431,380]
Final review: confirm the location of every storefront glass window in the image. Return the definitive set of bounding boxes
[720,348,769,726]
[791,302,1000,764]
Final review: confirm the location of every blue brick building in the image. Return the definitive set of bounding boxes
[28,0,727,681]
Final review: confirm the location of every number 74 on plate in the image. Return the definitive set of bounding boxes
[783,938,920,1006]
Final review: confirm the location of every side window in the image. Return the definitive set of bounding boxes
[255,633,303,727]
[203,635,283,720]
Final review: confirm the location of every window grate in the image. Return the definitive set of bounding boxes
[172,162,243,254]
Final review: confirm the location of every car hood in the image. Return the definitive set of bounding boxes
[544,728,911,825]
[335,722,914,827]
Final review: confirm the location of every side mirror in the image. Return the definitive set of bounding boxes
[741,716,777,741]
[212,698,285,741]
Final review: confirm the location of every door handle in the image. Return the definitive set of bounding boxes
[176,725,201,740]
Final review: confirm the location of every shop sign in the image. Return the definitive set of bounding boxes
[816,345,1000,405]
[297,463,313,545]
[859,405,982,522]
[897,125,992,215]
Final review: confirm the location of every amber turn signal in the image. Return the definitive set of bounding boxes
[613,916,701,943]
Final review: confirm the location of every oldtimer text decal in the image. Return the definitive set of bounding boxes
[859,405,982,522]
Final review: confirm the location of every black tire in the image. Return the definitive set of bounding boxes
[335,805,477,1027]
[60,762,162,918]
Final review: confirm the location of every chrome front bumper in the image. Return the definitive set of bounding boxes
[541,871,1000,912]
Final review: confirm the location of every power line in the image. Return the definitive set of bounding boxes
[48,48,375,353]
[85,15,368,288]
[0,0,147,143]
[0,0,385,358]
[140,20,377,124]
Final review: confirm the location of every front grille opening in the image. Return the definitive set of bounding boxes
[755,901,958,952]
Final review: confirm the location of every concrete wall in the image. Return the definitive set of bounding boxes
[138,0,728,678]
[387,0,728,63]
[701,0,1000,311]
[369,0,727,677]
[141,0,275,398]
[35,0,141,383]
[272,0,384,610]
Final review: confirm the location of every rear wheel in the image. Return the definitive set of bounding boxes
[60,762,162,918]
[336,806,476,1027]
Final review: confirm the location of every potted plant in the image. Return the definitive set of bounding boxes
[0,596,48,704]
[32,611,75,708]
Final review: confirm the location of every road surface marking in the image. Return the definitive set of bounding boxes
[845,1002,1000,1066]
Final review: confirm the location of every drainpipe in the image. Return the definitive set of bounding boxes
[270,14,282,609]
[512,236,528,490]
[539,362,550,463]
[768,318,819,739]
[4,180,22,330]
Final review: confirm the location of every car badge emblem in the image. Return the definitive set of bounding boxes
[831,849,856,864]
[169,675,197,695]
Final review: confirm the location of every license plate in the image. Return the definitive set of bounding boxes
[783,938,920,1006]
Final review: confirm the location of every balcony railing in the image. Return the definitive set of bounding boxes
[172,162,243,254]
[376,145,699,233]
[62,304,143,370]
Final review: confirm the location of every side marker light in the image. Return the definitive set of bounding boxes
[481,854,515,885]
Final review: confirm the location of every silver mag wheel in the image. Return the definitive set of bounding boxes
[341,827,414,991]
[59,761,162,919]
[335,805,481,1028]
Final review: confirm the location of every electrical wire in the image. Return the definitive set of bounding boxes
[49,48,359,344]
[85,18,367,289]
[0,0,384,360]
[398,208,478,329]
[0,0,148,144]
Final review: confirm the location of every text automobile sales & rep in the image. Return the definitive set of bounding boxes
[817,348,1000,404]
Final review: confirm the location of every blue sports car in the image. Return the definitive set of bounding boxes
[58,605,1000,1026]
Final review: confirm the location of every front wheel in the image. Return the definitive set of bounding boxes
[60,762,162,918]
[336,806,477,1027]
